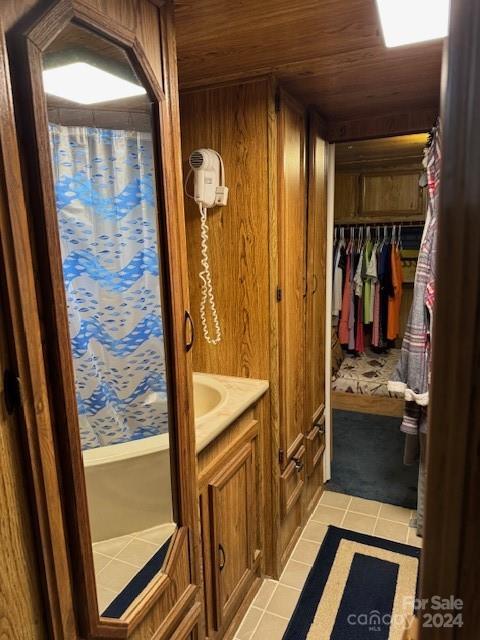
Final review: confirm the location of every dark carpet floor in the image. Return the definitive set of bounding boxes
[326,409,419,509]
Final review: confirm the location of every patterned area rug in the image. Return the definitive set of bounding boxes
[283,526,420,640]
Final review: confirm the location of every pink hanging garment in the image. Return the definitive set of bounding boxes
[338,253,351,344]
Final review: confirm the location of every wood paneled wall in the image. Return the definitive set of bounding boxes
[0,275,47,640]
[180,80,271,380]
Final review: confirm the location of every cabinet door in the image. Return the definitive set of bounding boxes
[360,171,425,217]
[208,442,257,630]
[306,116,328,426]
[277,90,307,464]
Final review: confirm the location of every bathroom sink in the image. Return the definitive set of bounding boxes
[193,374,227,420]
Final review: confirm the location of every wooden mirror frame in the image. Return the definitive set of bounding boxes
[5,1,199,638]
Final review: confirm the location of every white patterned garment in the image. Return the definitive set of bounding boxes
[49,124,169,450]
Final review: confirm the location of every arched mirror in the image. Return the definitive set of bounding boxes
[8,2,198,636]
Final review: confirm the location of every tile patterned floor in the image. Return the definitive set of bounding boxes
[93,522,176,613]
[234,491,422,640]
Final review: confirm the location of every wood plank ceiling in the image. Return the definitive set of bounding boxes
[336,133,429,167]
[174,0,442,126]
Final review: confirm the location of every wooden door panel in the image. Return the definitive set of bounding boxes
[278,91,306,463]
[306,123,327,425]
[208,442,256,629]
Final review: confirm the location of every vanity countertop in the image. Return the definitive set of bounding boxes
[194,372,269,453]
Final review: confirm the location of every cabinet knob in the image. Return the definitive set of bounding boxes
[317,424,325,435]
[293,457,304,472]
[218,543,226,571]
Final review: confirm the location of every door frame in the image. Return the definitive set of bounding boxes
[420,0,480,636]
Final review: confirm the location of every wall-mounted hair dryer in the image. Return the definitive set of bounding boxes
[185,149,228,345]
[188,148,228,208]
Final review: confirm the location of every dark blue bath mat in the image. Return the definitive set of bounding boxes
[283,526,420,639]
[327,410,419,509]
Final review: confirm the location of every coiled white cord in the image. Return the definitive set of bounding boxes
[198,203,222,344]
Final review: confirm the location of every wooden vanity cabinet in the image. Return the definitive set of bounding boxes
[198,410,262,639]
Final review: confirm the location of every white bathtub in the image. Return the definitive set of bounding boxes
[83,431,174,543]
[82,372,227,542]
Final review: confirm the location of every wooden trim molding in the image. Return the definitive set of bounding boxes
[150,584,198,640]
[331,391,404,418]
[0,19,76,640]
[168,602,202,640]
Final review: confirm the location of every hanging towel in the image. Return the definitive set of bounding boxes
[388,126,441,425]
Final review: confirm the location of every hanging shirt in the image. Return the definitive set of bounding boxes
[338,251,351,345]
[372,279,381,347]
[332,240,345,322]
[377,242,390,347]
[348,246,356,350]
[353,243,365,297]
[387,245,404,340]
[366,240,379,324]
[355,294,365,353]
[363,239,373,324]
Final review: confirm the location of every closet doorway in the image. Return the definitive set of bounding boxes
[328,133,430,525]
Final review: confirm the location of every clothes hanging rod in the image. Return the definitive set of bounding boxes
[334,221,425,227]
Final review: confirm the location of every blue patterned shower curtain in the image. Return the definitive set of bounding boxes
[49,124,169,450]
